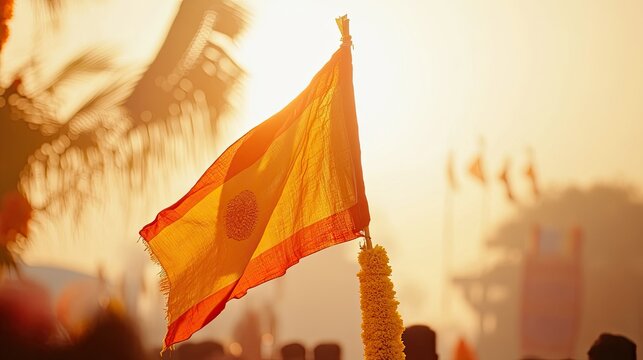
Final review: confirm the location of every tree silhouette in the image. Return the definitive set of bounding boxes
[1,0,246,217]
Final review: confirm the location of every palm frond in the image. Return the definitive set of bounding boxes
[27,47,116,97]
[63,72,139,149]
[125,0,245,122]
[32,0,96,29]
[211,0,247,39]
[16,0,248,223]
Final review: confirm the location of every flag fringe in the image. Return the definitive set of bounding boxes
[140,238,171,322]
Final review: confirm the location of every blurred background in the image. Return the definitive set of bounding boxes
[1,0,642,359]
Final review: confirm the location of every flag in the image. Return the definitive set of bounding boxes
[446,151,458,191]
[453,338,477,360]
[467,154,485,184]
[525,159,539,198]
[498,159,515,202]
[140,16,370,349]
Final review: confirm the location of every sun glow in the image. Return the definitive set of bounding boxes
[5,1,643,358]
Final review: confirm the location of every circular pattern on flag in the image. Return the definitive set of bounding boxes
[225,190,259,241]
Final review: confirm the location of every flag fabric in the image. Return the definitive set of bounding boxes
[525,159,539,198]
[467,154,486,184]
[498,159,515,202]
[453,338,477,360]
[140,17,369,349]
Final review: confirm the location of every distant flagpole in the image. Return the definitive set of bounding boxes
[468,137,491,336]
[498,157,515,203]
[468,138,489,247]
[525,148,540,199]
[441,151,457,316]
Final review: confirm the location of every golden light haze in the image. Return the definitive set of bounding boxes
[236,0,643,340]
[4,1,643,359]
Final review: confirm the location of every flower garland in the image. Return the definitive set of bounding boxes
[358,244,405,360]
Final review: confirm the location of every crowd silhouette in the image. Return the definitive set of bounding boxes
[402,325,438,360]
[0,279,637,360]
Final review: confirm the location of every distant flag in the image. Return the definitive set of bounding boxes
[446,151,458,191]
[453,338,477,360]
[525,150,539,198]
[140,17,370,350]
[467,153,486,185]
[498,158,515,202]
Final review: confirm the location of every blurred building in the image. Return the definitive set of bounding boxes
[453,186,643,360]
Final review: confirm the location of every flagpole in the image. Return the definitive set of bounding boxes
[339,16,405,359]
[336,14,370,253]
[441,170,454,317]
[364,226,373,250]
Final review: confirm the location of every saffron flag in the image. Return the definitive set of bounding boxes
[525,159,539,198]
[140,17,370,349]
[498,158,515,202]
[467,154,486,184]
[453,338,478,360]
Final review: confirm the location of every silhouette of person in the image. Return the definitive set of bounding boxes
[314,343,341,360]
[402,325,438,360]
[588,333,636,360]
[281,342,306,360]
[63,309,145,360]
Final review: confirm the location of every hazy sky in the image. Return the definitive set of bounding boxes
[196,0,643,356]
[234,0,643,334]
[5,0,643,358]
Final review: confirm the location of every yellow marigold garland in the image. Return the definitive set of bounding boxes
[358,244,405,360]
[0,0,13,51]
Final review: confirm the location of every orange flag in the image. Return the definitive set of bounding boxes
[140,16,369,350]
[525,159,539,198]
[498,158,515,202]
[453,338,477,360]
[468,154,485,184]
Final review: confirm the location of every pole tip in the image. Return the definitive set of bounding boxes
[335,15,352,46]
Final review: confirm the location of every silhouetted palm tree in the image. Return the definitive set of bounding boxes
[1,0,246,218]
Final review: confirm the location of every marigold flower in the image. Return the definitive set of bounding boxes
[358,245,405,360]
